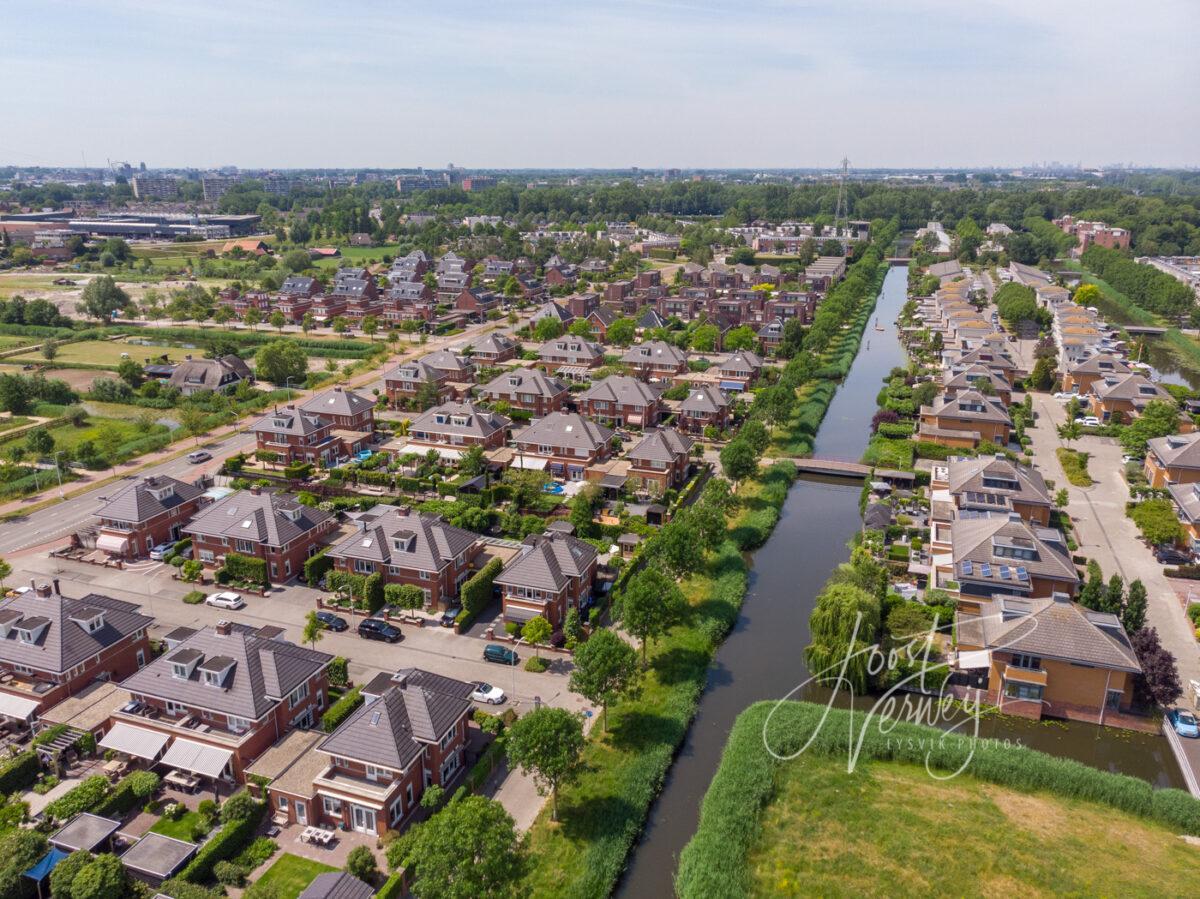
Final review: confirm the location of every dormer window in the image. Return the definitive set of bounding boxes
[168,649,203,680]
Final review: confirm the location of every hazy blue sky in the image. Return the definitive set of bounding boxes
[4,0,1197,169]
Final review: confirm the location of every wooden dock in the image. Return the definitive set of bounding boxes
[793,458,873,478]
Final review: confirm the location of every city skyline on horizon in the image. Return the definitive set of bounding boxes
[4,1,1197,171]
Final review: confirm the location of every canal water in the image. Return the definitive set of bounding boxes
[1086,291,1200,391]
[616,266,1183,898]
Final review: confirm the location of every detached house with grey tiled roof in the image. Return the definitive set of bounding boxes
[480,369,568,417]
[407,402,510,453]
[262,669,474,836]
[383,359,450,409]
[168,355,253,397]
[183,487,336,583]
[94,475,206,560]
[325,506,481,610]
[621,340,689,382]
[113,620,332,782]
[577,376,663,428]
[458,331,518,363]
[626,427,694,493]
[537,337,604,375]
[496,532,598,627]
[512,412,614,480]
[0,580,152,720]
[679,385,731,435]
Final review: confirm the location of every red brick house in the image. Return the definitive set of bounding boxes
[577,375,662,428]
[325,506,481,610]
[407,402,510,452]
[298,387,376,435]
[0,581,152,721]
[512,412,614,480]
[274,294,313,324]
[111,621,332,783]
[496,533,598,628]
[716,350,764,392]
[679,385,731,434]
[537,337,604,373]
[459,331,518,363]
[621,341,689,382]
[260,670,473,835]
[251,407,344,466]
[184,488,336,583]
[384,360,450,408]
[94,475,207,560]
[455,288,500,320]
[587,307,619,342]
[481,369,568,416]
[382,282,435,324]
[626,428,694,493]
[280,275,321,298]
[635,270,661,290]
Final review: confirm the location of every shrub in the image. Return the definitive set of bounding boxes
[94,770,160,817]
[213,861,245,887]
[322,687,363,733]
[221,552,269,588]
[304,550,333,588]
[524,656,550,673]
[219,790,259,825]
[44,775,109,821]
[182,590,205,604]
[376,873,406,899]
[233,836,277,871]
[327,656,349,687]
[460,557,503,625]
[364,572,385,613]
[181,797,265,884]
[345,845,378,883]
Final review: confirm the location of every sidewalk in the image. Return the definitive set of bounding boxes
[1028,392,1200,688]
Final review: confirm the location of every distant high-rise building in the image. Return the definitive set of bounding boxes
[131,175,180,200]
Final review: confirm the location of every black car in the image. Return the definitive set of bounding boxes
[316,611,348,632]
[440,606,462,628]
[358,618,402,643]
[1155,547,1192,565]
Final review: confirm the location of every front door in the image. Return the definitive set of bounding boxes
[351,804,376,834]
[295,801,307,825]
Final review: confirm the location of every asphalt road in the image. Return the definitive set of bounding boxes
[0,310,534,555]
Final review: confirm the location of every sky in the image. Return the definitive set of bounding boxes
[3,0,1198,170]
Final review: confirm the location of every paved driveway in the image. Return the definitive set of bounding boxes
[1028,392,1200,688]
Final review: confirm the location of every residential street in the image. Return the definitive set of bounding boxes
[1027,392,1200,689]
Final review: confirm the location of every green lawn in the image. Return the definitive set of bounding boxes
[253,854,338,899]
[743,752,1200,897]
[309,243,405,268]
[149,810,210,841]
[0,413,170,454]
[0,416,33,435]
[0,335,36,350]
[9,339,199,368]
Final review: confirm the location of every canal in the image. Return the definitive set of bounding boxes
[1087,290,1200,391]
[616,265,1183,898]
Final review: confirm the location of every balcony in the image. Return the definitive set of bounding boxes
[0,671,57,696]
[113,704,251,746]
[1003,664,1048,686]
[313,767,398,802]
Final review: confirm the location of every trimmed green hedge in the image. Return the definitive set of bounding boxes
[43,775,109,822]
[677,700,1200,898]
[322,686,363,733]
[93,770,160,818]
[376,872,406,899]
[304,550,333,588]
[459,557,503,627]
[180,797,266,884]
[0,751,39,795]
[219,552,269,589]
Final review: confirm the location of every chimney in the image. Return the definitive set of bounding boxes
[1051,592,1071,604]
[52,578,61,596]
[249,485,262,496]
[215,620,232,636]
[34,582,52,599]
[334,386,343,393]
[185,354,193,361]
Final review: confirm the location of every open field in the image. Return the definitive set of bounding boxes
[0,273,85,298]
[0,335,37,349]
[0,411,170,453]
[0,366,105,392]
[744,752,1200,897]
[8,338,200,367]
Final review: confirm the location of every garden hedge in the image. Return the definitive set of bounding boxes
[322,687,363,733]
[219,553,269,589]
[180,797,265,884]
[303,550,333,588]
[43,775,109,822]
[0,751,39,795]
[93,770,160,818]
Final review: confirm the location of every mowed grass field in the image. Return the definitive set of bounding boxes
[9,339,199,367]
[746,752,1200,897]
[252,854,337,899]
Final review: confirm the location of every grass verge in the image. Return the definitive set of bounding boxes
[677,701,1200,898]
[1056,447,1093,486]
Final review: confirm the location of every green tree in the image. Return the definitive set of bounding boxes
[243,307,262,331]
[65,853,126,899]
[116,357,144,388]
[302,610,324,650]
[41,341,58,361]
[606,317,636,346]
[649,517,704,580]
[283,249,311,272]
[344,846,377,885]
[690,323,719,351]
[619,567,686,663]
[460,444,486,476]
[269,310,286,333]
[804,582,881,694]
[26,427,54,457]
[219,790,259,824]
[568,319,592,337]
[719,439,758,490]
[568,628,638,733]
[1078,560,1105,610]
[1120,400,1181,455]
[332,316,350,335]
[392,796,524,899]
[533,316,564,341]
[0,558,10,590]
[301,311,315,335]
[76,275,130,320]
[1102,574,1125,615]
[1057,420,1082,446]
[521,615,552,658]
[1122,580,1148,633]
[50,850,93,899]
[724,325,757,351]
[178,405,208,445]
[740,419,769,456]
[255,339,307,385]
[563,606,584,644]
[1030,356,1056,391]
[362,315,378,340]
[505,707,585,822]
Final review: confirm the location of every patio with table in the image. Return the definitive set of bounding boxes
[299,825,337,847]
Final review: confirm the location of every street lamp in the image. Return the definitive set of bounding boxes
[510,636,525,705]
[284,377,299,403]
[53,451,65,500]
